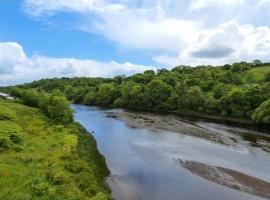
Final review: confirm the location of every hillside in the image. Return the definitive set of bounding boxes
[243,66,270,82]
[0,99,110,200]
[11,62,270,125]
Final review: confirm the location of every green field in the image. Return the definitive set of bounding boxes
[0,99,110,200]
[243,66,270,82]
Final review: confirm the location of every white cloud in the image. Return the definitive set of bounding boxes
[188,0,246,11]
[95,15,200,51]
[19,0,270,67]
[155,21,270,66]
[23,0,125,16]
[0,42,152,86]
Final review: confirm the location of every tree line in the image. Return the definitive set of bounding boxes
[8,88,74,124]
[6,61,270,124]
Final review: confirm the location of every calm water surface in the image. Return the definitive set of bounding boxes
[72,105,270,200]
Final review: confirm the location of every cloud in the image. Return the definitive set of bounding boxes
[191,46,234,59]
[154,21,270,66]
[20,0,270,67]
[23,0,125,16]
[0,42,153,86]
[188,0,246,11]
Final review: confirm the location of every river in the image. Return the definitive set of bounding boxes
[72,104,270,200]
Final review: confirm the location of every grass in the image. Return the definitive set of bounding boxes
[243,66,270,82]
[0,99,111,200]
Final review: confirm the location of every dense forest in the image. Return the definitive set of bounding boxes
[4,61,270,125]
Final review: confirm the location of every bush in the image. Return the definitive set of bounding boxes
[252,99,270,124]
[22,90,41,107]
[45,95,74,124]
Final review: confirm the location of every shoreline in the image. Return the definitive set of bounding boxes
[76,103,270,134]
[72,122,112,195]
[106,109,270,152]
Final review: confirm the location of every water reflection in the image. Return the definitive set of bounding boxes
[72,105,270,200]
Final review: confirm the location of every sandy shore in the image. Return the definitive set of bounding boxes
[179,160,270,199]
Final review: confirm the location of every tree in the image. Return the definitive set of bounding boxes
[83,92,96,105]
[9,87,22,97]
[144,79,172,109]
[204,93,220,114]
[212,83,231,99]
[22,90,41,107]
[96,84,119,106]
[252,99,270,124]
[46,95,73,124]
[221,87,247,117]
[184,86,204,111]
[119,82,143,108]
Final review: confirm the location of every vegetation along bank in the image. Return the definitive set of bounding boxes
[4,61,270,126]
[0,92,111,200]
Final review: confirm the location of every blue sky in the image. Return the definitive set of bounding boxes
[0,0,159,65]
[1,0,270,85]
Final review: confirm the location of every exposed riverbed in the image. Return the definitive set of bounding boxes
[72,105,270,200]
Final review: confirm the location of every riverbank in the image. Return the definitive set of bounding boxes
[79,102,269,133]
[0,99,111,200]
[107,110,270,151]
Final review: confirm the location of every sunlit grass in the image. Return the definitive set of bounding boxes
[0,99,110,200]
[243,66,270,82]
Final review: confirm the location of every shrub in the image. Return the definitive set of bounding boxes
[22,90,41,107]
[252,99,270,124]
[46,95,74,124]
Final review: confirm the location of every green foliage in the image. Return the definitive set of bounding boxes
[221,87,247,117]
[16,63,270,124]
[144,79,172,109]
[243,66,270,82]
[0,99,111,200]
[184,86,204,111]
[45,95,74,124]
[22,89,41,107]
[0,121,22,151]
[96,84,119,106]
[212,83,231,99]
[0,106,16,120]
[252,99,270,124]
[84,91,96,105]
[9,87,22,97]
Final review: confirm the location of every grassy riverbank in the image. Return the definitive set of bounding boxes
[0,99,111,200]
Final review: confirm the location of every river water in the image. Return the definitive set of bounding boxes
[72,105,270,200]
